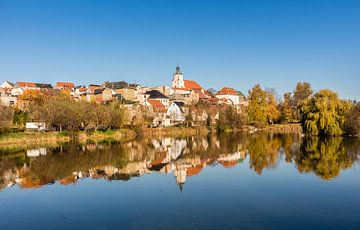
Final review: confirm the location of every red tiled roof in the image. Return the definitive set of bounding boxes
[147,99,165,108]
[56,82,75,88]
[88,85,102,92]
[184,80,202,90]
[217,87,238,95]
[16,81,36,88]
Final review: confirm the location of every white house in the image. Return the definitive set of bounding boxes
[0,81,15,89]
[215,87,242,105]
[167,102,185,125]
[0,87,17,106]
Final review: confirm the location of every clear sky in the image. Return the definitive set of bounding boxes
[0,0,359,99]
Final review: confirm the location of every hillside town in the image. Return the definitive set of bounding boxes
[0,66,248,129]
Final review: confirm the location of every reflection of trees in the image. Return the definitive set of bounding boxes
[23,144,129,187]
[1,133,360,191]
[248,134,282,174]
[294,137,360,180]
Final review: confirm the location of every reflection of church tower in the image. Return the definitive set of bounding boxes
[178,182,184,192]
[174,166,187,191]
[172,65,185,89]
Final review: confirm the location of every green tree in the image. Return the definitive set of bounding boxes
[293,82,313,120]
[218,106,247,131]
[280,92,293,123]
[248,84,267,127]
[300,89,351,136]
[344,102,360,136]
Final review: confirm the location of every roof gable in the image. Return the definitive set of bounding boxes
[217,87,238,95]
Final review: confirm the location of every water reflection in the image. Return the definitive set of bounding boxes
[1,133,360,191]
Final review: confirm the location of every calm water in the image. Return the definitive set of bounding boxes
[1,133,360,229]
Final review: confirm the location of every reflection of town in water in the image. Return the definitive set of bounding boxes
[1,134,360,191]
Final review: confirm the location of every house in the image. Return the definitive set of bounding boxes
[73,85,87,100]
[85,84,102,102]
[0,87,17,106]
[55,82,75,91]
[104,81,142,101]
[102,87,121,102]
[143,90,170,108]
[216,87,243,105]
[144,99,170,127]
[0,81,15,89]
[11,82,53,96]
[167,101,186,125]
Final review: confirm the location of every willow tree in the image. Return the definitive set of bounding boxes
[300,89,351,136]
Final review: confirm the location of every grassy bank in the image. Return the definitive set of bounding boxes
[0,129,137,146]
[0,127,206,147]
[0,132,70,145]
[141,127,210,138]
[0,124,301,147]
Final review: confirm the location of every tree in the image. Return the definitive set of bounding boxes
[280,92,293,123]
[265,89,280,124]
[293,82,313,120]
[248,84,267,127]
[293,82,313,105]
[300,89,351,136]
[0,105,14,131]
[344,102,360,136]
[218,106,247,131]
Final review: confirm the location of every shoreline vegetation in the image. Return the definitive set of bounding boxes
[0,124,303,147]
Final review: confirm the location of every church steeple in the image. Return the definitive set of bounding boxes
[175,65,182,75]
[172,65,184,88]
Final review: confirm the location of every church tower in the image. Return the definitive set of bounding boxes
[172,65,185,88]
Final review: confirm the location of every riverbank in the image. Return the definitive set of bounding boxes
[0,127,209,146]
[0,129,137,146]
[0,124,301,147]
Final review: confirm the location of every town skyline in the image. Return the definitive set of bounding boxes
[1,64,357,100]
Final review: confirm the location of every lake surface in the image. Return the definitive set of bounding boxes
[1,133,360,229]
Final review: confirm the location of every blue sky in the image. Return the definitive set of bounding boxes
[0,0,359,99]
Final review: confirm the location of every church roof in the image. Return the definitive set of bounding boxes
[184,80,202,90]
